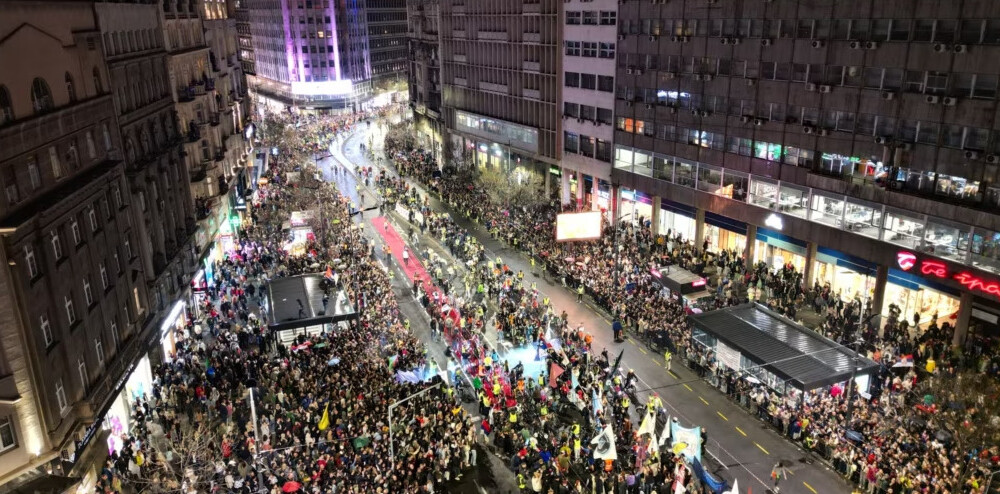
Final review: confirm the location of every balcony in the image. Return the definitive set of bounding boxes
[187,124,201,142]
[178,86,196,102]
[522,61,541,72]
[523,2,541,14]
[191,83,206,96]
[523,32,541,43]
[205,78,216,91]
[454,77,468,87]
[523,88,541,100]
[210,113,221,127]
[478,31,509,42]
[479,81,509,94]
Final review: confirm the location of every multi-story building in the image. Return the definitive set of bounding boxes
[244,0,374,112]
[368,0,408,91]
[438,0,561,190]
[234,0,257,75]
[0,2,151,488]
[94,1,197,322]
[406,0,443,161]
[559,0,617,209]
[613,0,1000,344]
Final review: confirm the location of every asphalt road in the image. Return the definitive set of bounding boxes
[318,122,853,494]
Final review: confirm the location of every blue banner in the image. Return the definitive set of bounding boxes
[692,457,728,494]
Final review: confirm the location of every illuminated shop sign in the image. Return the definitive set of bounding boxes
[897,251,1000,299]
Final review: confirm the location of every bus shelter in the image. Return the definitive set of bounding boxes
[687,303,878,399]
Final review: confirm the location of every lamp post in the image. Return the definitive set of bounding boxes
[248,387,266,492]
[388,382,441,471]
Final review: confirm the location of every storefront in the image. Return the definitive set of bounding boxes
[103,355,154,456]
[659,199,697,241]
[753,227,808,272]
[619,188,652,225]
[812,247,878,302]
[883,268,961,327]
[703,212,747,254]
[159,300,190,361]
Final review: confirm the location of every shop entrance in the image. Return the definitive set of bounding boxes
[753,228,807,273]
[812,247,877,303]
[704,212,748,255]
[659,200,696,242]
[883,269,961,329]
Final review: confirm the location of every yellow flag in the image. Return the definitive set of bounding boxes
[318,404,330,431]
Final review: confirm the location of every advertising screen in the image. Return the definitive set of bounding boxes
[556,212,603,242]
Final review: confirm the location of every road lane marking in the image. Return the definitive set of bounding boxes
[638,347,648,355]
[803,481,817,494]
[716,411,728,421]
[627,339,637,346]
[754,442,770,455]
[683,384,693,392]
[735,426,747,437]
[668,371,680,379]
[699,397,709,405]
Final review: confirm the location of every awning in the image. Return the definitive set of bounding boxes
[688,303,878,391]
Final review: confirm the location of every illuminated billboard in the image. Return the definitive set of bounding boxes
[555,211,603,242]
[290,80,353,96]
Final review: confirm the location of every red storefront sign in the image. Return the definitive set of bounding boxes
[898,251,1000,300]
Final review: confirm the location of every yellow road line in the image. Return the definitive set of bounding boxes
[683,384,693,392]
[803,481,818,494]
[754,442,770,455]
[735,426,747,437]
[668,370,680,379]
[699,397,709,405]
[627,339,637,346]
[638,347,648,354]
[716,411,728,421]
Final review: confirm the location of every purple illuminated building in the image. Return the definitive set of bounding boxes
[242,0,405,111]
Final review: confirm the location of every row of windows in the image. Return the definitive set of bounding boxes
[620,85,1000,153]
[563,102,613,126]
[619,55,1000,100]
[103,29,161,58]
[565,41,615,59]
[619,18,1000,45]
[564,131,612,163]
[564,72,614,92]
[4,125,114,206]
[566,10,616,26]
[0,70,104,125]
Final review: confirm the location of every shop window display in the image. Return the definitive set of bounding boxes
[882,283,961,327]
[660,209,697,242]
[810,193,844,228]
[812,261,876,302]
[844,198,882,239]
[921,218,970,262]
[705,225,746,254]
[882,207,924,249]
[754,241,806,272]
[971,229,1000,275]
[749,177,778,209]
[777,183,809,218]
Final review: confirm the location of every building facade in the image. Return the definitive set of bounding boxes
[438,0,561,184]
[243,0,374,112]
[406,0,443,161]
[367,0,408,91]
[94,1,197,324]
[559,0,617,209]
[0,2,151,488]
[612,0,1000,344]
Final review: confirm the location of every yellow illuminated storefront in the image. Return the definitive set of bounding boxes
[753,227,807,272]
[812,247,877,302]
[704,212,748,255]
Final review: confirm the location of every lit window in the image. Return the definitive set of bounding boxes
[64,295,76,325]
[39,315,52,347]
[88,207,98,232]
[24,246,37,278]
[55,379,67,415]
[94,338,104,366]
[27,156,40,190]
[50,231,62,259]
[71,220,81,245]
[99,263,108,290]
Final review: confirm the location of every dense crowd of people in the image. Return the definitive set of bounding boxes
[97,110,479,494]
[382,133,1000,493]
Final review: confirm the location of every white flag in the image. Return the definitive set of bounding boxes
[590,425,617,460]
[723,478,738,494]
[658,415,672,446]
[637,411,656,438]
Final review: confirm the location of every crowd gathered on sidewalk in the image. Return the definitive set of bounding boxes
[379,131,1000,493]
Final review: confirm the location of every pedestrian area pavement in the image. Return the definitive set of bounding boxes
[332,125,853,494]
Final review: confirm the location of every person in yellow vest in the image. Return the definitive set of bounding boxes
[664,349,673,372]
[573,435,582,461]
[577,284,585,303]
[926,358,936,374]
[530,257,536,275]
[621,396,630,412]
[647,392,662,413]
[509,409,518,424]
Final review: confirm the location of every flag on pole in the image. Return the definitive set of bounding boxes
[549,362,565,388]
[611,349,625,375]
[591,425,617,460]
[637,411,656,438]
[317,404,330,431]
[658,416,672,446]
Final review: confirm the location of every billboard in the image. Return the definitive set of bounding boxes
[556,211,602,242]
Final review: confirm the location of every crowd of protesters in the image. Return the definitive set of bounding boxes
[96,111,479,494]
[381,134,1000,493]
